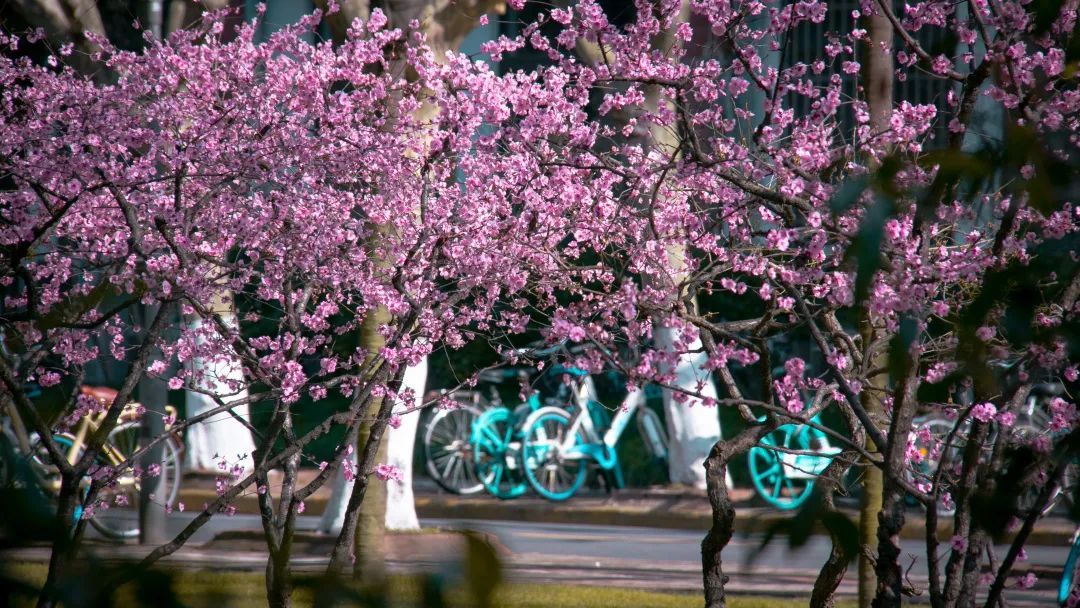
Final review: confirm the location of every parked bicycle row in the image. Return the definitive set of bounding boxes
[4,346,1078,604]
[421,350,1080,606]
[422,348,1077,518]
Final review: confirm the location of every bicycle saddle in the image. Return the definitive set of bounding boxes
[81,385,118,404]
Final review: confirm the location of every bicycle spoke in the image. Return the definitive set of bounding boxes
[447,457,464,486]
[784,476,798,497]
[430,424,455,445]
[481,425,503,446]
[757,462,780,479]
[441,453,458,480]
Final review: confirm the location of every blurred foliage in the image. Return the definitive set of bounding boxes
[744,483,859,569]
[0,560,853,608]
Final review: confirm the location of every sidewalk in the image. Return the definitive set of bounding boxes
[178,471,1076,545]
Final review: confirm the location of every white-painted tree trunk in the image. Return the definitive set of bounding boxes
[183,312,256,473]
[654,325,728,490]
[319,357,427,533]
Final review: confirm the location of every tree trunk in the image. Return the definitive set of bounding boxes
[265,546,293,608]
[138,367,168,545]
[955,529,987,608]
[36,476,82,608]
[183,294,256,474]
[702,421,773,608]
[872,372,919,608]
[325,362,407,577]
[701,442,736,608]
[352,307,390,583]
[857,361,885,608]
[813,397,864,608]
[810,455,859,608]
[942,421,991,606]
[257,403,301,608]
[319,357,427,533]
[858,4,894,605]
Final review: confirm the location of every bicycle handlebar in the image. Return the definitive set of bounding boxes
[505,339,568,360]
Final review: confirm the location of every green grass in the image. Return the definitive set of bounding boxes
[3,562,853,607]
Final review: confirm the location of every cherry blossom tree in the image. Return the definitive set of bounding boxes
[0,6,611,605]
[314,0,508,556]
[3,0,262,480]
[5,2,1080,608]
[470,1,1080,607]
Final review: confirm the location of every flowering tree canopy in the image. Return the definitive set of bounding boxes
[3,1,1080,608]
[0,6,620,603]
[466,2,1080,607]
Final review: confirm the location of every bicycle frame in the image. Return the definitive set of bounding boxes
[772,420,839,480]
[1061,525,1080,606]
[556,376,647,470]
[4,392,177,492]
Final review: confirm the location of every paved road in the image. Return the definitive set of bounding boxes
[69,512,1071,604]
[431,518,1067,602]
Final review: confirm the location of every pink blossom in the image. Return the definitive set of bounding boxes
[925,362,955,384]
[971,403,997,423]
[375,463,404,482]
[997,411,1016,428]
[366,8,387,31]
[931,55,952,75]
[1,2,1077,590]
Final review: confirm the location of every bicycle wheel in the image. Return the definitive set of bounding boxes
[1060,531,1080,606]
[28,433,91,524]
[472,407,526,499]
[28,432,79,496]
[1009,419,1075,517]
[748,424,824,510]
[635,405,668,462]
[423,400,484,495]
[90,421,182,540]
[520,407,587,501]
[0,428,18,488]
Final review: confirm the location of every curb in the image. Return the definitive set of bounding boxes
[177,488,1075,546]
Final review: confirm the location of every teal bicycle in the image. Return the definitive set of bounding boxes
[469,380,546,499]
[467,344,584,499]
[516,368,668,501]
[1062,524,1080,606]
[746,415,840,510]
